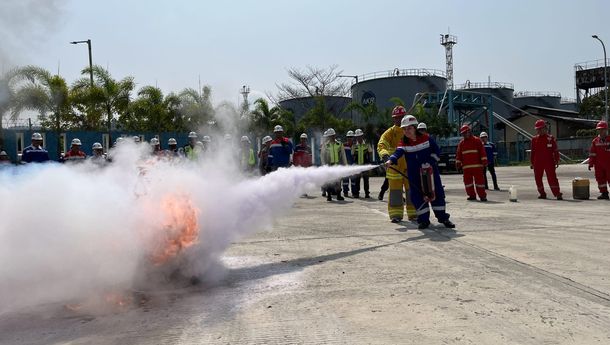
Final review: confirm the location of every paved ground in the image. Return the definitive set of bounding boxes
[1,164,609,345]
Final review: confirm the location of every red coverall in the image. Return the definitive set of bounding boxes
[531,133,560,197]
[456,136,488,199]
[589,135,610,193]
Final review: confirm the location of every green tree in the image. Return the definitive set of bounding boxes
[178,85,214,130]
[412,103,455,138]
[249,98,279,136]
[71,65,134,131]
[299,96,337,131]
[11,66,73,132]
[579,91,604,119]
[0,69,19,148]
[121,86,184,132]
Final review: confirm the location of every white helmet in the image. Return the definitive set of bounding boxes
[92,142,103,150]
[188,131,198,139]
[326,128,336,136]
[417,122,427,130]
[323,130,329,137]
[150,138,159,145]
[354,129,364,137]
[0,151,8,156]
[224,133,232,140]
[168,138,177,145]
[346,130,354,137]
[273,125,284,132]
[202,135,211,143]
[400,115,418,128]
[196,141,204,148]
[240,135,250,143]
[115,137,125,144]
[480,132,488,138]
[133,136,141,143]
[300,133,308,139]
[262,135,273,144]
[31,132,43,140]
[71,138,82,146]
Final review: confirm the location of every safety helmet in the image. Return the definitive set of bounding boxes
[133,136,141,143]
[534,119,546,130]
[480,132,488,138]
[300,133,308,139]
[323,130,329,137]
[115,137,125,144]
[188,131,198,139]
[0,151,8,156]
[354,129,364,136]
[346,130,354,137]
[262,135,273,144]
[196,141,204,147]
[240,135,250,143]
[326,128,336,136]
[274,125,284,132]
[202,135,211,143]
[71,138,82,146]
[224,133,232,140]
[391,105,407,118]
[150,138,159,145]
[31,132,43,140]
[92,142,103,150]
[400,115,418,128]
[459,124,471,134]
[168,138,177,145]
[596,121,608,130]
[417,122,427,130]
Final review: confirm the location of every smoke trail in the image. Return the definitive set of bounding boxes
[0,141,373,313]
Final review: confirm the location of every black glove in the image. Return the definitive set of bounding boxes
[382,155,389,162]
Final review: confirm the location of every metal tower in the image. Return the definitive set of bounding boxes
[239,85,250,113]
[440,33,458,90]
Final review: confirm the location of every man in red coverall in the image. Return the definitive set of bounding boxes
[456,124,488,201]
[588,121,610,199]
[530,119,562,200]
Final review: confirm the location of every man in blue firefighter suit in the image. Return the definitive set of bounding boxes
[385,115,456,230]
[269,125,293,170]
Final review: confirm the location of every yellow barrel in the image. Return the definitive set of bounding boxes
[572,178,590,200]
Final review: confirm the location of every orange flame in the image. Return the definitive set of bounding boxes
[150,194,200,265]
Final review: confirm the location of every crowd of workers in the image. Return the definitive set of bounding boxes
[2,108,609,224]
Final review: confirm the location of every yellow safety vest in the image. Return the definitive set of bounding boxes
[326,142,342,165]
[353,143,368,165]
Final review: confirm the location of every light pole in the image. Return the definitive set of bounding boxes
[70,39,93,87]
[592,35,608,123]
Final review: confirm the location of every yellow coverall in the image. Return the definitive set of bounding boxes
[377,125,416,220]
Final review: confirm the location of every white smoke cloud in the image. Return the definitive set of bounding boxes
[0,141,373,313]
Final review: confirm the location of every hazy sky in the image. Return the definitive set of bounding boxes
[2,0,609,106]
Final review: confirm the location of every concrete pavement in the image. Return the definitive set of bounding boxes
[1,164,609,344]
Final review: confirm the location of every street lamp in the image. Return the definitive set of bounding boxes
[592,35,608,123]
[70,39,93,87]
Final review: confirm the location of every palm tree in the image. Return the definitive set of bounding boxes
[71,65,134,131]
[0,69,19,147]
[249,98,280,136]
[121,86,184,132]
[178,85,214,130]
[11,66,72,132]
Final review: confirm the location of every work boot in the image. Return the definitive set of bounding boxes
[378,191,385,201]
[391,217,402,223]
[556,193,563,200]
[418,221,430,229]
[442,220,456,229]
[365,193,371,199]
[494,187,500,191]
[327,194,332,202]
[467,196,477,201]
[480,198,488,202]
[598,192,609,200]
[343,191,349,198]
[538,194,547,199]
[322,191,327,197]
[337,195,345,201]
[353,193,360,198]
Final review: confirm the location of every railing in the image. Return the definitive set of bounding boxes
[574,58,610,71]
[1,118,41,129]
[457,81,514,90]
[514,91,561,98]
[356,68,446,83]
[560,97,577,104]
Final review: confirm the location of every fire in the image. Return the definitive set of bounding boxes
[149,194,200,265]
